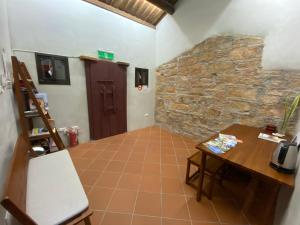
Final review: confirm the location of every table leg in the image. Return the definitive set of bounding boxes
[262,183,280,225]
[196,152,207,201]
[185,159,191,184]
[242,176,280,225]
[242,175,259,213]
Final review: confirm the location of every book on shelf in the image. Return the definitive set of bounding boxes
[29,92,49,114]
[31,127,49,136]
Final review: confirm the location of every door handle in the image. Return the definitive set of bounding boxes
[112,85,117,113]
[102,85,108,113]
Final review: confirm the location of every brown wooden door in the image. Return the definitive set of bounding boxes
[85,60,127,140]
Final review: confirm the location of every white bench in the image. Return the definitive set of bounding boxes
[1,136,92,225]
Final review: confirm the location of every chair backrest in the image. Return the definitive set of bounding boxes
[1,135,36,224]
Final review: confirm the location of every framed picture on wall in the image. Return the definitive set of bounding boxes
[135,67,149,87]
[35,53,70,85]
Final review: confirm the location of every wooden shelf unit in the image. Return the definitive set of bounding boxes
[11,56,65,154]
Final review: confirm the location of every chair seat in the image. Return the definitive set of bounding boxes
[26,150,89,225]
[186,151,225,199]
[188,151,224,173]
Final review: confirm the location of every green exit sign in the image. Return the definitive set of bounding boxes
[98,50,114,61]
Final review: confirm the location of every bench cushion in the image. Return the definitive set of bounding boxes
[26,150,89,225]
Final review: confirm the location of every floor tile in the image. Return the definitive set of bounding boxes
[107,189,137,213]
[212,198,248,224]
[113,151,131,161]
[161,154,177,164]
[90,211,104,225]
[161,140,173,147]
[161,147,175,155]
[175,149,190,157]
[162,194,190,219]
[191,221,220,225]
[134,141,149,148]
[147,147,161,154]
[95,172,121,188]
[69,145,91,157]
[83,185,92,194]
[186,197,218,222]
[88,159,109,171]
[132,146,148,153]
[72,157,93,170]
[145,153,161,163]
[182,184,196,197]
[123,139,137,145]
[106,144,121,151]
[173,141,186,148]
[124,162,143,174]
[162,165,179,178]
[69,150,85,159]
[88,187,114,210]
[143,163,160,176]
[119,145,133,152]
[140,175,161,193]
[129,152,145,162]
[98,151,117,160]
[162,218,191,225]
[132,215,161,225]
[105,161,126,172]
[81,149,103,159]
[135,192,161,216]
[162,177,184,194]
[79,170,102,186]
[118,174,141,190]
[176,155,188,165]
[101,212,131,225]
[90,143,109,151]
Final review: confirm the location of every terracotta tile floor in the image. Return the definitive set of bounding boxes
[70,126,251,225]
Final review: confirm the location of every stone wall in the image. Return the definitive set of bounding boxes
[155,35,300,140]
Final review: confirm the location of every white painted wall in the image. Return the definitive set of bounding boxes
[7,0,156,142]
[274,119,300,225]
[156,0,300,70]
[0,0,19,224]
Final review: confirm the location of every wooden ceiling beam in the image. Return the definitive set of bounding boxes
[82,0,156,29]
[146,0,175,15]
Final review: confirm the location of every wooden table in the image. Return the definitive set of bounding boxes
[196,124,295,225]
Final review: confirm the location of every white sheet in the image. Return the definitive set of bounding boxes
[26,150,88,225]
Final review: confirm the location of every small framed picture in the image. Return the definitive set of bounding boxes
[35,53,70,85]
[135,67,149,87]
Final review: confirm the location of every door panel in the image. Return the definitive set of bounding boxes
[85,60,127,140]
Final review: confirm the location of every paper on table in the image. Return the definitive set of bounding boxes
[258,133,286,143]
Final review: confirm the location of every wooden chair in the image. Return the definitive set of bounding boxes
[1,135,92,225]
[186,151,225,199]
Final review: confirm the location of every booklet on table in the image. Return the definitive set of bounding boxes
[204,134,238,154]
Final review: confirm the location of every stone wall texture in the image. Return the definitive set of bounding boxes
[155,35,300,141]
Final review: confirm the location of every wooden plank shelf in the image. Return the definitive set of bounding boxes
[20,87,38,93]
[29,132,51,141]
[29,127,58,141]
[24,111,40,118]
